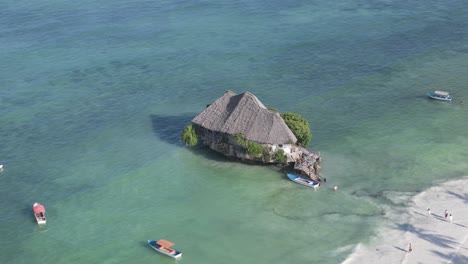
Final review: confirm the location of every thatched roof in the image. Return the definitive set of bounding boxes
[192,91,297,145]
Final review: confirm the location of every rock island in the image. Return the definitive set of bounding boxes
[182,91,321,181]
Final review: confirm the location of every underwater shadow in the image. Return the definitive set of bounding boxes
[141,240,150,249]
[193,146,234,163]
[150,114,195,146]
[150,114,287,169]
[150,114,242,163]
[192,145,282,169]
[21,206,36,224]
[151,114,236,164]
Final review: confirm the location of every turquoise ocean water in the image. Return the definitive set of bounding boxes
[1,1,468,263]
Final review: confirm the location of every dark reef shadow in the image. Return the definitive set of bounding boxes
[150,114,294,170]
[194,144,284,168]
[150,114,249,164]
[22,206,36,224]
[272,208,303,221]
[194,146,233,163]
[150,114,195,146]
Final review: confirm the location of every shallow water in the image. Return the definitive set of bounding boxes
[1,1,468,263]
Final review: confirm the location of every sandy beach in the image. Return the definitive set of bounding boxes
[343,176,468,264]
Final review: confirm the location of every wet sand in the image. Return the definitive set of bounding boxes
[343,177,468,264]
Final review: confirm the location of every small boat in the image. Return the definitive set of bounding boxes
[427,91,452,102]
[287,173,320,189]
[148,239,182,259]
[33,203,46,225]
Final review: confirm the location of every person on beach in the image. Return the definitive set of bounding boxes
[408,243,412,253]
[427,208,431,215]
[445,210,448,219]
[449,214,453,223]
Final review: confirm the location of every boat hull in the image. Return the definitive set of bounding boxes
[36,218,46,225]
[148,240,182,259]
[33,203,46,225]
[427,93,452,102]
[287,173,320,188]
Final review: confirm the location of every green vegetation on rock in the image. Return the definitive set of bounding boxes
[280,112,311,146]
[235,133,266,158]
[274,149,287,165]
[181,124,198,147]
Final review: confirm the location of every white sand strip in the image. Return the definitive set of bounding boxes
[343,176,468,264]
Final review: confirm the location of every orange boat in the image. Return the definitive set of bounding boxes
[33,203,46,225]
[148,239,182,259]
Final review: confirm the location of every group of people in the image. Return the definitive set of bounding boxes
[427,208,453,222]
[444,209,453,222]
[315,177,338,192]
[410,208,454,254]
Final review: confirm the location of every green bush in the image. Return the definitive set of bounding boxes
[280,112,311,146]
[246,141,264,157]
[275,149,287,164]
[235,133,247,147]
[235,133,265,158]
[181,124,198,147]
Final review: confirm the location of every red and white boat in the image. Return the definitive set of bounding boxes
[33,203,46,225]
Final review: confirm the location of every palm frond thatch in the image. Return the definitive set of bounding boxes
[192,91,297,145]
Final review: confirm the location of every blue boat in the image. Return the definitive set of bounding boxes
[287,173,320,189]
[427,91,452,102]
[148,239,182,259]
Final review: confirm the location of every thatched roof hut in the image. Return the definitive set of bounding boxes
[192,91,297,145]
